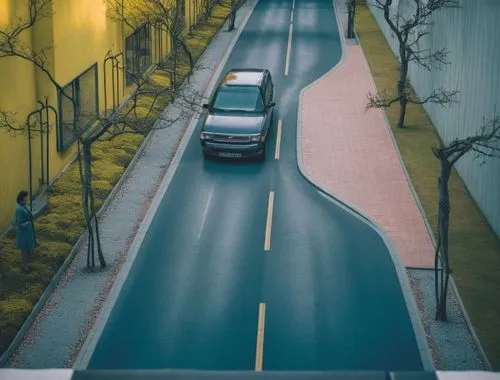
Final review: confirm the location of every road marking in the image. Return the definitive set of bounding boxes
[264,192,274,251]
[275,120,282,160]
[198,186,214,238]
[292,0,295,9]
[285,23,293,75]
[290,10,294,23]
[255,303,266,371]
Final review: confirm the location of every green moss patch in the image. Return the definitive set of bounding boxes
[356,6,500,369]
[0,2,232,358]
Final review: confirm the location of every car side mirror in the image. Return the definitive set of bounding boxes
[202,103,209,109]
[268,102,275,108]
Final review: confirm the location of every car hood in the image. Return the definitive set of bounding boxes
[202,113,265,134]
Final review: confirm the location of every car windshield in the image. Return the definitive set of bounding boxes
[212,85,264,112]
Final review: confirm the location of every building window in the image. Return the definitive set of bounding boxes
[125,23,152,85]
[57,63,99,151]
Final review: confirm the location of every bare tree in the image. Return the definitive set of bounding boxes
[432,117,500,321]
[0,0,202,269]
[366,0,459,128]
[346,0,357,39]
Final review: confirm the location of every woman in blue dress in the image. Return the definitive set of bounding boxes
[15,190,37,273]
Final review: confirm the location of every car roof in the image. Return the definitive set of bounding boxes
[221,69,266,87]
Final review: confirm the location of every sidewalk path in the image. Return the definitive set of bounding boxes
[300,42,435,269]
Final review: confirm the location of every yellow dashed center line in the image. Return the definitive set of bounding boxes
[275,120,282,160]
[255,303,266,371]
[264,192,275,251]
[285,23,293,76]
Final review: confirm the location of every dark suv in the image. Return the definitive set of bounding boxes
[200,68,275,161]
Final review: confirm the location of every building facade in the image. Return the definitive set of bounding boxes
[367,0,500,236]
[0,0,206,231]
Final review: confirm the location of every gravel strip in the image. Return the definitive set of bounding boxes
[407,269,488,370]
[4,5,254,368]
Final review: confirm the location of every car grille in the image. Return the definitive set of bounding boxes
[212,134,251,143]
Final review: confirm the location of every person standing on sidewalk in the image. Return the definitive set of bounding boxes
[15,190,37,273]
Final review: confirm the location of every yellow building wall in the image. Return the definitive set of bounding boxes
[0,0,39,229]
[0,0,200,231]
[51,0,125,120]
[0,0,126,230]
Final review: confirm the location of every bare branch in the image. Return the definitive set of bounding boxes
[433,117,500,166]
[426,0,461,11]
[366,90,400,110]
[407,88,459,106]
[370,0,386,11]
[408,29,430,48]
[0,110,28,133]
[408,47,450,70]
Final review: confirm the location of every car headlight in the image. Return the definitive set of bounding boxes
[250,135,261,142]
[200,132,212,140]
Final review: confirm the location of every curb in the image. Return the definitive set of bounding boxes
[0,4,249,367]
[295,0,434,371]
[359,4,491,370]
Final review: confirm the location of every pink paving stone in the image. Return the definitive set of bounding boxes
[300,44,435,268]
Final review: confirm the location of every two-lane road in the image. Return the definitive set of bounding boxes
[86,0,426,371]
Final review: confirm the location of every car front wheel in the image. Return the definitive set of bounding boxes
[257,144,266,162]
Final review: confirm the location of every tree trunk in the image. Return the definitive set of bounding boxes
[398,93,407,129]
[433,225,441,319]
[82,141,106,269]
[85,141,106,268]
[397,54,409,129]
[346,0,356,39]
[178,38,194,74]
[435,160,452,321]
[81,142,96,268]
[172,38,178,91]
[172,3,181,90]
[228,0,236,32]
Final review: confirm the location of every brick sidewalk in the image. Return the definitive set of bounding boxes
[300,43,435,268]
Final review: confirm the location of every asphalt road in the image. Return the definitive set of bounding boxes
[87,0,424,371]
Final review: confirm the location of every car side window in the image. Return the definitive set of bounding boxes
[259,78,268,106]
[267,78,274,103]
[263,75,273,106]
[262,79,270,106]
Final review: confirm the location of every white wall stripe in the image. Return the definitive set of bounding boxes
[0,369,73,380]
[436,371,500,380]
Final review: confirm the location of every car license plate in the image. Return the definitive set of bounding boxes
[219,152,242,158]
